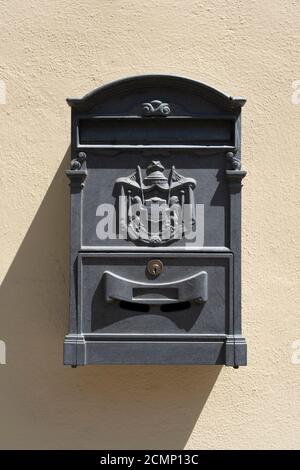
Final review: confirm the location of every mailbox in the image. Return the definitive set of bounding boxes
[64,75,247,367]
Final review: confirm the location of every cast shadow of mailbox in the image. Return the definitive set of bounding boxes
[0,149,221,449]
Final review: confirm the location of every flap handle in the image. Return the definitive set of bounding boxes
[103,271,207,305]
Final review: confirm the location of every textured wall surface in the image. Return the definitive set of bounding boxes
[0,0,300,449]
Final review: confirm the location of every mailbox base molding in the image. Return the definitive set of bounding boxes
[64,334,247,366]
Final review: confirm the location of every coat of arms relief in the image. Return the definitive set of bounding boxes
[114,161,197,245]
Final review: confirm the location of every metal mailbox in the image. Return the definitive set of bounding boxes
[64,75,247,367]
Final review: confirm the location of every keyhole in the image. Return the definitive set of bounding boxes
[147,259,164,277]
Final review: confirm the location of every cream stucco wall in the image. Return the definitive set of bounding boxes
[0,0,300,449]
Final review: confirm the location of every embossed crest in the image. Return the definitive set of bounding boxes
[114,161,196,245]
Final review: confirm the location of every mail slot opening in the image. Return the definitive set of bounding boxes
[160,301,191,312]
[119,301,150,313]
[78,117,235,146]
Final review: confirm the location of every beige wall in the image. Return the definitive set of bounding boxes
[0,0,300,449]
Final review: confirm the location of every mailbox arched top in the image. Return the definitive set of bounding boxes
[67,74,246,113]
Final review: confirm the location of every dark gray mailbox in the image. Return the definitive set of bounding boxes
[64,75,247,367]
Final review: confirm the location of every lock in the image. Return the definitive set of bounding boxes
[147,259,164,277]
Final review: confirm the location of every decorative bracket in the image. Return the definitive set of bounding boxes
[226,151,241,170]
[66,152,87,188]
[70,151,87,170]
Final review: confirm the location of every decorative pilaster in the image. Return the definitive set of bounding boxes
[65,152,87,337]
[225,151,247,256]
[225,151,247,365]
[65,151,88,188]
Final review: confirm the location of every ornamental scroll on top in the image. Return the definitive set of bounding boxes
[141,100,171,116]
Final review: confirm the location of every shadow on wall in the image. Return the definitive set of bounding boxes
[0,149,221,449]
